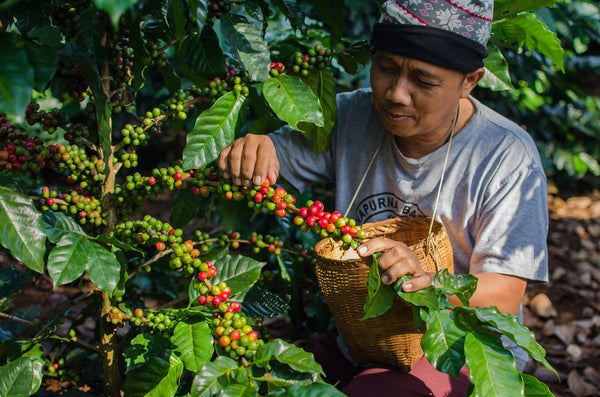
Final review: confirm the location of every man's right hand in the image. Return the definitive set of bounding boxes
[217,134,280,187]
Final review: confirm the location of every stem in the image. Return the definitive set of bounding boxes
[98,32,121,397]
[100,291,121,397]
[0,312,34,326]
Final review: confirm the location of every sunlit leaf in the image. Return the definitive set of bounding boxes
[0,186,45,273]
[182,91,248,170]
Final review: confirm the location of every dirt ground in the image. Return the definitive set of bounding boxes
[1,187,599,396]
[522,187,600,396]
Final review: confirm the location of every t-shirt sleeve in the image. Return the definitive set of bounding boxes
[470,161,549,282]
[268,126,335,193]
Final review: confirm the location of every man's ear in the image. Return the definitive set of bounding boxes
[461,67,485,97]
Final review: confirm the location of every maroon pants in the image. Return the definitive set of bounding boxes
[303,329,470,397]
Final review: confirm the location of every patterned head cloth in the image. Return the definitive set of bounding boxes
[371,0,494,72]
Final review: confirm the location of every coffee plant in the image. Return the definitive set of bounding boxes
[0,0,562,396]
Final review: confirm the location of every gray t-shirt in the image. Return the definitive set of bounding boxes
[269,87,549,369]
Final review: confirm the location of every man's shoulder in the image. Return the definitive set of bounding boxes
[336,87,373,108]
[470,98,536,146]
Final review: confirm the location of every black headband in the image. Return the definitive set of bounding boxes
[370,23,488,73]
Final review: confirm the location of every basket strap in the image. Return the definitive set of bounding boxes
[427,102,460,272]
[344,137,384,218]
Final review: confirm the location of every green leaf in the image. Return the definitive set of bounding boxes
[170,187,205,228]
[267,383,346,397]
[253,339,323,374]
[421,309,467,378]
[361,253,397,320]
[493,0,557,20]
[481,45,516,92]
[190,356,239,397]
[220,15,270,82]
[464,331,523,397]
[212,254,266,297]
[521,373,554,396]
[22,29,60,91]
[93,234,145,256]
[91,0,137,27]
[432,270,478,307]
[262,75,324,134]
[129,18,152,91]
[394,276,452,310]
[0,350,44,397]
[188,0,209,30]
[85,240,121,293]
[182,91,248,170]
[170,0,187,42]
[301,69,337,153]
[42,211,86,244]
[0,186,45,273]
[305,0,346,48]
[124,333,173,374]
[179,28,227,82]
[0,32,34,120]
[171,320,213,372]
[457,306,555,372]
[270,0,305,35]
[47,234,91,287]
[122,353,183,397]
[218,383,258,397]
[492,13,564,71]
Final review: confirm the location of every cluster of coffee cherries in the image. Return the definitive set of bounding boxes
[44,357,80,383]
[114,167,215,216]
[109,27,134,91]
[112,216,183,251]
[47,0,87,37]
[148,42,169,67]
[26,102,90,145]
[208,0,232,19]
[48,143,105,190]
[246,182,296,218]
[129,308,176,332]
[191,261,265,360]
[294,201,366,248]
[40,187,105,226]
[0,117,50,172]
[270,44,332,78]
[50,61,90,102]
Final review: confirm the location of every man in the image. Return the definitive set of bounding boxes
[219,1,548,395]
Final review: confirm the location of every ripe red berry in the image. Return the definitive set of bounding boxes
[306,216,317,227]
[174,171,182,180]
[230,329,241,340]
[254,192,263,202]
[207,267,217,277]
[212,297,222,307]
[155,242,165,251]
[198,272,207,281]
[198,295,207,305]
[219,291,229,301]
[341,225,352,234]
[318,218,329,228]
[230,302,241,311]
[46,197,55,206]
[299,207,308,218]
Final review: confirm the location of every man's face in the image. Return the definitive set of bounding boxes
[370,50,469,148]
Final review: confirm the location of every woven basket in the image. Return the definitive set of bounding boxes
[314,217,454,371]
